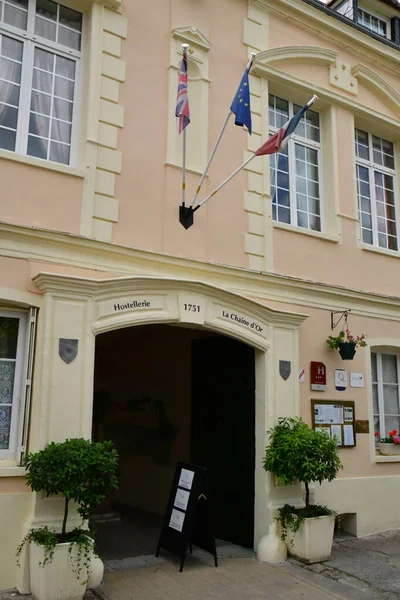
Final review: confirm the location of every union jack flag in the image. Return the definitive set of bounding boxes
[175,52,190,133]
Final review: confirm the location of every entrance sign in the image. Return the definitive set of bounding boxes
[156,461,218,572]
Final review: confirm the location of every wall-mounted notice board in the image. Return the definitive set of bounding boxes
[311,400,356,448]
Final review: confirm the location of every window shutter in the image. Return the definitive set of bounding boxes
[391,17,400,45]
[16,307,38,466]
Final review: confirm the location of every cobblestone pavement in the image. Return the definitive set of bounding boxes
[292,530,400,600]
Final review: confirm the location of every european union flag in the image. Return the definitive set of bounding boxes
[230,68,252,134]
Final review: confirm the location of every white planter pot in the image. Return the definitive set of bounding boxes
[86,554,104,590]
[286,514,335,564]
[30,542,86,600]
[380,443,400,456]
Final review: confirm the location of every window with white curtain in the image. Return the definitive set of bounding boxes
[0,0,81,165]
[0,310,26,459]
[269,94,322,232]
[355,129,398,251]
[372,351,400,442]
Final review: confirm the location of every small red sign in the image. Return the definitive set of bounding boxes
[311,361,327,391]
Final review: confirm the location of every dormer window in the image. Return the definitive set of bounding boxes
[358,7,389,38]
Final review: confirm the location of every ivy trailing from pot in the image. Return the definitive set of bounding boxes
[263,418,342,562]
[16,438,119,590]
[326,329,367,360]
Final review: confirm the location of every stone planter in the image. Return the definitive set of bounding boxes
[379,442,400,456]
[285,514,335,564]
[30,541,86,600]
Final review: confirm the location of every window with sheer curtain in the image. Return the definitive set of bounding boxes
[269,94,322,232]
[0,311,26,459]
[372,351,400,442]
[0,0,81,165]
[355,129,398,251]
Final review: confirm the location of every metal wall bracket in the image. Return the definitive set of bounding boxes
[331,309,351,330]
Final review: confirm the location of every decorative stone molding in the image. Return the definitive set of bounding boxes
[166,27,211,174]
[329,59,358,95]
[254,46,337,68]
[243,1,271,272]
[80,3,127,242]
[352,64,400,114]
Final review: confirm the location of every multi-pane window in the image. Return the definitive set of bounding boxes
[355,129,397,250]
[0,312,26,458]
[358,8,388,38]
[372,352,400,442]
[269,95,322,232]
[0,0,81,165]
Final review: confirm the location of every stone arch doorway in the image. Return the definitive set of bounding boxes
[92,322,256,559]
[30,273,306,564]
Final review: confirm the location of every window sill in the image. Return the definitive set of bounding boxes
[273,221,340,243]
[0,149,86,179]
[0,466,26,477]
[361,243,400,259]
[374,455,400,463]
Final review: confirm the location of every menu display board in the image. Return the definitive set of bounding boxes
[156,461,218,572]
[312,400,356,448]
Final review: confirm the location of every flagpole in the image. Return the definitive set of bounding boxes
[181,44,190,206]
[189,52,257,209]
[194,153,257,211]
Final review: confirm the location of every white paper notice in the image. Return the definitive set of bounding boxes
[174,488,190,511]
[178,469,194,490]
[169,509,185,532]
[314,405,326,424]
[331,425,342,445]
[344,407,354,422]
[344,424,355,446]
[333,405,344,424]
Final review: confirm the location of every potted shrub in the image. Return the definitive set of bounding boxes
[17,438,118,600]
[326,329,367,360]
[263,417,342,564]
[375,429,400,455]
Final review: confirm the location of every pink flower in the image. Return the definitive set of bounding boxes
[374,431,380,437]
[393,436,400,444]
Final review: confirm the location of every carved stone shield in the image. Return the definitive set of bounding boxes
[279,360,291,381]
[59,338,78,364]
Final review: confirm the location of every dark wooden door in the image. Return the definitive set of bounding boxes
[191,337,255,548]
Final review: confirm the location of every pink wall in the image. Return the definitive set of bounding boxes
[114,0,248,268]
[0,160,83,234]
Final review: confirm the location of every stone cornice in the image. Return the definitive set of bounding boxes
[2,221,400,321]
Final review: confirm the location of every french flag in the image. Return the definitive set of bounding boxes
[255,95,318,156]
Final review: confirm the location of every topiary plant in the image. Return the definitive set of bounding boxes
[263,417,343,540]
[17,438,119,581]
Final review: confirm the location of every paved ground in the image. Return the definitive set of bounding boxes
[3,530,400,600]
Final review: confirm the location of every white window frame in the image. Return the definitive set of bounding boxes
[372,350,400,441]
[0,308,27,461]
[269,95,324,233]
[357,6,390,39]
[355,129,398,250]
[0,0,82,166]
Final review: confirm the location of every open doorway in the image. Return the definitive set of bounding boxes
[92,324,255,561]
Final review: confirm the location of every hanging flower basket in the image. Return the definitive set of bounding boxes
[326,330,366,360]
[338,342,356,360]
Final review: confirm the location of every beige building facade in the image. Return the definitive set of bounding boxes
[1,0,400,591]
